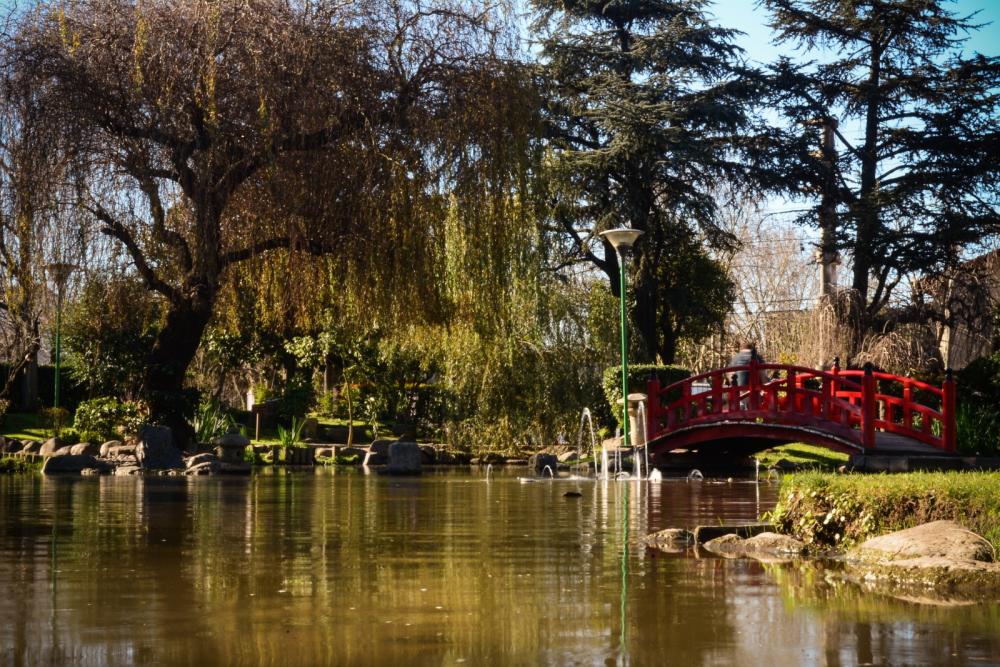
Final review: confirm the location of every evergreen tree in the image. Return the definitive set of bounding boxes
[764,0,1000,346]
[533,0,770,363]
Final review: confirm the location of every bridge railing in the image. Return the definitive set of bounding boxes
[646,360,956,453]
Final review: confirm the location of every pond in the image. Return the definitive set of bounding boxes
[1,469,998,665]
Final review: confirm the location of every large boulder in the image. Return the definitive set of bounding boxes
[2,438,23,454]
[38,438,65,457]
[136,425,183,470]
[557,450,580,464]
[17,440,41,455]
[852,520,994,563]
[51,445,75,457]
[386,441,422,475]
[42,455,111,475]
[185,452,218,469]
[844,521,1000,600]
[70,442,100,457]
[529,453,558,475]
[99,440,123,457]
[363,439,393,466]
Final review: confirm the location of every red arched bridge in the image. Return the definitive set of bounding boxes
[644,360,956,460]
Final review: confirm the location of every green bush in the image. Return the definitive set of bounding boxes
[956,354,1000,455]
[602,364,690,427]
[192,401,235,444]
[278,376,313,424]
[955,402,1000,456]
[73,397,145,443]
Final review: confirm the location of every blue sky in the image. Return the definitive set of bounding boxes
[716,0,1000,64]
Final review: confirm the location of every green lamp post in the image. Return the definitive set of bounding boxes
[599,227,643,454]
[46,262,77,411]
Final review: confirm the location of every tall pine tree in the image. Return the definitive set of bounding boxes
[533,0,771,363]
[765,0,1000,348]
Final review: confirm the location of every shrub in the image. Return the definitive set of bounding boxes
[955,354,1000,455]
[192,401,235,444]
[73,397,145,443]
[278,376,313,424]
[40,407,70,435]
[955,402,1000,456]
[602,364,690,427]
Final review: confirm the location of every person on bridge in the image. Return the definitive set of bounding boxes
[728,340,766,387]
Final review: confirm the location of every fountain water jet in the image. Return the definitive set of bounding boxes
[577,408,598,473]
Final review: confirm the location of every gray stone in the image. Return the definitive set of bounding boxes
[39,438,64,457]
[80,468,102,476]
[703,532,806,558]
[42,455,111,475]
[2,438,24,454]
[644,528,695,551]
[115,465,142,476]
[52,445,74,457]
[386,441,422,475]
[852,520,994,563]
[418,444,438,464]
[99,440,123,457]
[185,453,218,468]
[106,444,136,459]
[136,426,183,470]
[557,451,580,463]
[185,460,220,475]
[529,453,558,475]
[363,439,393,466]
[693,523,773,544]
[70,442,100,456]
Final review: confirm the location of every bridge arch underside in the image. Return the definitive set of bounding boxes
[647,422,864,462]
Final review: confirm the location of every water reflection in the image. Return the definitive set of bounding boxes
[0,471,996,666]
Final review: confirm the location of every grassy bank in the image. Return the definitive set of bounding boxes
[0,412,48,441]
[755,443,849,471]
[0,455,41,473]
[768,471,1000,551]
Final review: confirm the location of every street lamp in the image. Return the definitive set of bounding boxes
[599,227,643,456]
[45,262,77,410]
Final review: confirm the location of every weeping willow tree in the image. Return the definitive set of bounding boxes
[8,0,538,441]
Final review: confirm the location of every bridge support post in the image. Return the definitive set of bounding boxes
[943,369,956,453]
[862,363,876,449]
[646,379,661,443]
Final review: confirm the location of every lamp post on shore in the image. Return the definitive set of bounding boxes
[599,228,643,455]
[46,262,77,410]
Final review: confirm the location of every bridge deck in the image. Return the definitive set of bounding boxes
[872,431,946,455]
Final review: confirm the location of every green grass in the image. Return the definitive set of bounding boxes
[755,443,849,471]
[769,471,1000,551]
[0,412,49,441]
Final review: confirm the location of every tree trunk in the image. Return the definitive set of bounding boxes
[850,37,883,354]
[632,255,659,363]
[142,279,216,448]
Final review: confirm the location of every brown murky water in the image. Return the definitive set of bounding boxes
[1,469,998,666]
